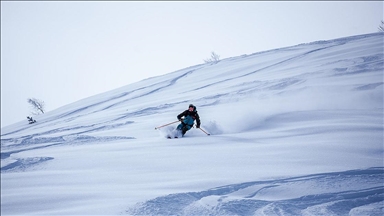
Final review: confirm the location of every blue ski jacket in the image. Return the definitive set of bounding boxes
[177,108,201,128]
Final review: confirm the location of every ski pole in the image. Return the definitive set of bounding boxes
[198,127,211,136]
[155,120,180,130]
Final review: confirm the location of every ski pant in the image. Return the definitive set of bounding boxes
[177,123,192,135]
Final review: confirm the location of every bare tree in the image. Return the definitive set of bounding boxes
[27,98,45,115]
[379,20,384,32]
[204,51,221,64]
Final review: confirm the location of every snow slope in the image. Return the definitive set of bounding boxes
[1,32,383,215]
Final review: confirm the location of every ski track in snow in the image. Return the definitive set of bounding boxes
[1,32,383,215]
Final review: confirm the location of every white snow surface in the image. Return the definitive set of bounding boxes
[1,32,384,215]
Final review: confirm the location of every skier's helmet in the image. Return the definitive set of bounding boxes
[189,104,196,111]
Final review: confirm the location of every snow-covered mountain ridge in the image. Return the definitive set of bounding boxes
[1,32,383,215]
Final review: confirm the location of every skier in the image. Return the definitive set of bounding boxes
[175,104,201,137]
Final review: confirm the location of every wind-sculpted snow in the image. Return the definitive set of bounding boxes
[126,168,384,216]
[1,134,134,173]
[331,54,384,77]
[98,67,202,111]
[1,33,383,215]
[354,82,383,91]
[1,157,54,173]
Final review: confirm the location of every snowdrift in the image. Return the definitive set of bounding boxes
[1,32,383,215]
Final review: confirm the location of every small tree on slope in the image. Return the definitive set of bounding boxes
[378,20,384,32]
[204,51,220,64]
[27,98,45,115]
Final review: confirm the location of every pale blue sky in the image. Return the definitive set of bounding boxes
[1,1,383,127]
